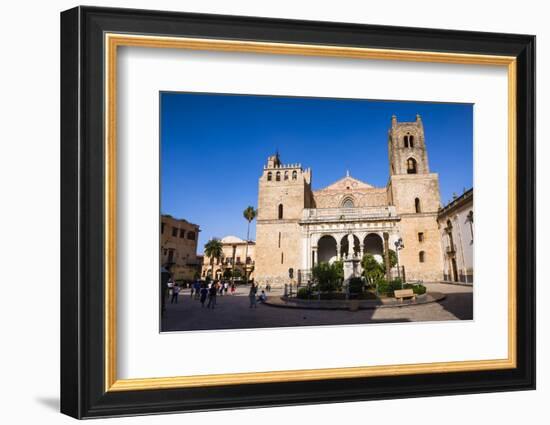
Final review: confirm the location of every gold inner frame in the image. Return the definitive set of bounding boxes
[104,33,517,392]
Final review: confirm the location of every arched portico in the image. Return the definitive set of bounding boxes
[317,235,338,263]
[364,233,384,263]
[301,212,401,280]
[340,234,361,258]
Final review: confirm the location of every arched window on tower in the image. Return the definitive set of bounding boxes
[292,170,297,180]
[267,172,272,181]
[419,251,425,263]
[278,204,284,219]
[404,134,415,148]
[284,171,289,180]
[415,197,421,213]
[276,171,281,181]
[407,158,417,174]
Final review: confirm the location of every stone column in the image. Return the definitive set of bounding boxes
[336,239,341,260]
[312,247,317,268]
[383,232,391,282]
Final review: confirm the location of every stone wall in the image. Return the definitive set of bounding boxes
[389,174,441,213]
[397,214,444,282]
[255,221,302,286]
[388,171,443,282]
[313,186,388,208]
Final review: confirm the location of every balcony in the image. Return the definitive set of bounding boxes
[301,206,398,223]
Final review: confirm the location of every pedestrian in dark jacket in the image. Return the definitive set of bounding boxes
[199,284,208,307]
[249,283,258,308]
[207,282,218,309]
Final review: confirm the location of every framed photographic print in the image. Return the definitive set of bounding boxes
[60,6,535,419]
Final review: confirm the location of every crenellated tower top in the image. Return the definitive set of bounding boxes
[388,114,430,176]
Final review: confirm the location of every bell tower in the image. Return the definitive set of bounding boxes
[255,153,313,287]
[388,114,430,176]
[387,114,444,282]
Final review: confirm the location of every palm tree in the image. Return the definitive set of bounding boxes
[204,238,223,281]
[243,206,257,284]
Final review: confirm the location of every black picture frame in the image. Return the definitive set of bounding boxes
[61,5,535,419]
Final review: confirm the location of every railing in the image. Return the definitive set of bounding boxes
[301,206,397,222]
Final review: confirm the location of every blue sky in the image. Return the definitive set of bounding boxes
[161,92,473,254]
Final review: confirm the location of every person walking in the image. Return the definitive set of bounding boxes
[167,279,174,301]
[224,281,229,295]
[199,284,208,307]
[194,280,201,300]
[207,282,218,309]
[248,283,258,308]
[230,282,236,295]
[170,284,180,304]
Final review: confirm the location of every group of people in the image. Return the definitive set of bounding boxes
[166,279,268,309]
[196,281,236,309]
[190,280,236,300]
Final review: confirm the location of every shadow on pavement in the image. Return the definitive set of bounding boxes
[438,291,473,320]
[161,293,412,332]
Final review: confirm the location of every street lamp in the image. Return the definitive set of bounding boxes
[394,237,404,288]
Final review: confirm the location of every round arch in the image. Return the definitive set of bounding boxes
[318,235,338,263]
[364,233,384,263]
[340,233,360,258]
[406,157,418,174]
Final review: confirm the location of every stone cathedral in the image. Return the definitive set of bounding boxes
[254,114,444,287]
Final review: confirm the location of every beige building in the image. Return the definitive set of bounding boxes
[437,189,474,284]
[255,114,445,286]
[201,236,256,281]
[160,215,201,282]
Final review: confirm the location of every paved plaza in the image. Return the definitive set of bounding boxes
[161,283,473,332]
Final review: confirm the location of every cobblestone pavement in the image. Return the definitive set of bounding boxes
[161,282,473,332]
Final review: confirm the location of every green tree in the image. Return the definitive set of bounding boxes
[312,262,343,292]
[332,260,344,281]
[242,206,257,283]
[388,249,398,268]
[204,238,223,280]
[223,269,232,279]
[361,254,385,284]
